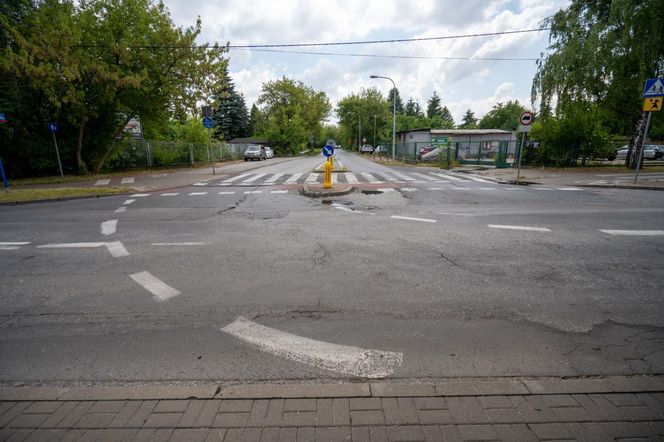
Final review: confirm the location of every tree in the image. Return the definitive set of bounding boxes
[213,66,250,141]
[426,92,443,119]
[336,88,390,148]
[257,77,330,154]
[387,87,404,114]
[458,109,478,129]
[405,98,424,117]
[248,103,264,136]
[532,0,664,168]
[440,106,455,126]
[479,100,528,131]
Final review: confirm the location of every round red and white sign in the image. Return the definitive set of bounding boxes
[519,111,533,125]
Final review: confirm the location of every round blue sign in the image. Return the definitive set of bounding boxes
[322,145,334,157]
[48,122,58,132]
[202,117,214,129]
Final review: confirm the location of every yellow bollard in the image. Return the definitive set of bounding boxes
[323,158,332,189]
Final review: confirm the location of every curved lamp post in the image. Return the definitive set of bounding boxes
[369,75,396,160]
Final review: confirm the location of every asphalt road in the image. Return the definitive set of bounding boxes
[1,150,663,384]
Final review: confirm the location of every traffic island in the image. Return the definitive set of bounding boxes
[300,184,355,197]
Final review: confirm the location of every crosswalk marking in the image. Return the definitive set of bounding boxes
[284,173,303,183]
[428,172,462,181]
[411,173,437,181]
[305,173,319,183]
[344,173,359,183]
[448,173,492,183]
[121,177,135,184]
[264,173,283,183]
[241,173,266,183]
[95,179,111,186]
[361,173,383,183]
[377,172,400,182]
[244,190,262,194]
[390,171,416,181]
[332,173,338,184]
[222,173,252,183]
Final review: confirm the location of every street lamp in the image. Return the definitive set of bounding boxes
[370,75,396,160]
[373,114,377,149]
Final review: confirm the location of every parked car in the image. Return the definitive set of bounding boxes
[264,146,274,159]
[243,144,266,161]
[372,145,387,156]
[420,147,441,161]
[417,146,434,160]
[646,144,664,159]
[360,144,374,154]
[615,146,656,160]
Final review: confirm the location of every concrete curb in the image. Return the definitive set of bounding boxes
[0,192,132,206]
[300,185,355,198]
[2,376,661,401]
[574,183,664,191]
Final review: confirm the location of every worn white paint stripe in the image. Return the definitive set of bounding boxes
[344,173,358,183]
[305,173,319,183]
[377,172,400,182]
[377,188,395,192]
[114,206,127,213]
[94,179,111,186]
[557,187,583,191]
[38,242,106,248]
[411,172,437,181]
[123,199,136,205]
[219,183,232,186]
[241,173,266,183]
[400,188,418,192]
[105,241,129,257]
[390,171,415,181]
[271,190,288,194]
[130,271,181,302]
[332,173,338,184]
[0,242,30,246]
[244,190,262,194]
[0,246,20,250]
[489,224,551,232]
[361,173,382,183]
[391,215,437,223]
[427,187,446,191]
[120,177,135,184]
[599,229,664,236]
[448,173,492,183]
[221,316,402,378]
[478,187,497,191]
[284,173,303,183]
[264,173,283,183]
[152,242,206,246]
[438,212,475,216]
[193,182,208,187]
[218,191,236,195]
[188,192,207,196]
[101,219,118,235]
[130,194,150,197]
[533,187,553,191]
[429,172,462,181]
[160,193,179,196]
[222,173,252,183]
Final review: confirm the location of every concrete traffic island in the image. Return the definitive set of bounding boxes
[300,184,355,197]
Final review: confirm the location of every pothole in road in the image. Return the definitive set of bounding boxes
[361,190,383,195]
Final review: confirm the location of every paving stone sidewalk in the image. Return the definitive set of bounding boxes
[1,377,663,441]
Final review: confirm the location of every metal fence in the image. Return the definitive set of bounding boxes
[106,140,244,170]
[394,140,518,166]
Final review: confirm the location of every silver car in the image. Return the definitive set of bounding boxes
[243,145,266,161]
[616,146,656,160]
[264,147,274,159]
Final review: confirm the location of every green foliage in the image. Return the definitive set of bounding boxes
[426,92,443,119]
[479,100,528,131]
[257,77,331,155]
[440,106,455,127]
[248,103,264,136]
[213,66,250,141]
[336,87,390,148]
[405,98,424,117]
[458,109,478,129]
[387,87,404,114]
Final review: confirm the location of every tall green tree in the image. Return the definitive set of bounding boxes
[479,100,528,131]
[336,87,390,148]
[532,0,664,168]
[458,109,478,129]
[440,106,455,126]
[426,91,443,119]
[405,98,424,117]
[387,87,404,114]
[257,77,330,154]
[213,66,249,141]
[248,103,264,136]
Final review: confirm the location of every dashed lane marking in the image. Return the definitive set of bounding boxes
[400,188,418,192]
[0,242,30,251]
[160,193,180,196]
[152,242,207,246]
[130,271,181,302]
[130,194,150,197]
[489,224,551,232]
[123,199,136,205]
[105,241,130,257]
[114,207,127,213]
[37,242,106,249]
[188,192,207,196]
[101,219,118,236]
[556,187,583,191]
[391,215,437,223]
[244,190,262,194]
[270,190,288,194]
[599,229,664,236]
[218,191,236,195]
[221,316,402,378]
[376,188,395,192]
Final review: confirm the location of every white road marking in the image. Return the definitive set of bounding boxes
[123,199,136,205]
[130,193,150,197]
[193,182,208,187]
[361,173,383,183]
[120,177,135,184]
[377,188,395,192]
[160,193,179,196]
[533,187,553,191]
[219,183,232,186]
[222,173,252,183]
[344,173,358,183]
[438,212,475,216]
[101,219,118,236]
[556,187,583,191]
[264,173,283,183]
[221,316,402,378]
[241,173,266,183]
[130,271,181,302]
[391,215,437,223]
[305,173,319,183]
[429,172,462,181]
[332,173,338,184]
[448,173,492,183]
[94,179,111,186]
[105,241,129,257]
[411,172,438,181]
[599,229,664,236]
[427,187,446,190]
[400,188,418,192]
[478,187,497,191]
[152,242,206,246]
[0,242,30,246]
[488,224,551,232]
[284,173,303,183]
[38,242,106,249]
[271,190,288,194]
[390,171,416,181]
[188,192,207,196]
[114,207,127,214]
[218,191,236,195]
[244,190,262,194]
[376,172,399,182]
[0,246,20,250]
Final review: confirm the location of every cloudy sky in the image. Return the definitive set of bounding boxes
[164,0,569,124]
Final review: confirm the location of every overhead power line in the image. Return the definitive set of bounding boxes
[237,48,538,61]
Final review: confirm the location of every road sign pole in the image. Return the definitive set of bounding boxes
[634,111,652,184]
[516,131,526,181]
[52,132,64,178]
[0,157,9,192]
[208,127,215,175]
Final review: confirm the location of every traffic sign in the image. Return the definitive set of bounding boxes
[0,113,7,123]
[202,117,214,129]
[643,78,664,98]
[643,97,662,112]
[518,124,532,132]
[519,111,533,125]
[201,106,213,117]
[48,122,58,132]
[322,145,335,157]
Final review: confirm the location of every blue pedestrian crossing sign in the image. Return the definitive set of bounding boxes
[202,116,214,129]
[322,145,334,157]
[643,78,664,98]
[48,122,58,132]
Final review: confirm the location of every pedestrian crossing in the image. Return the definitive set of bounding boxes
[199,171,495,187]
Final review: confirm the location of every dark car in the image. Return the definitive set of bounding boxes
[244,144,266,161]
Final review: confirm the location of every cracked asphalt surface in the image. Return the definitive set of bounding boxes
[0,150,663,384]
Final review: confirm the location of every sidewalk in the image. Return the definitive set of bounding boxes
[1,376,662,441]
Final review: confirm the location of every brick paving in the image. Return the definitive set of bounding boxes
[1,381,663,441]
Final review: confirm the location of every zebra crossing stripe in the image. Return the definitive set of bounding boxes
[411,172,437,181]
[389,171,416,181]
[305,173,319,183]
[241,173,266,183]
[264,173,283,183]
[361,173,383,183]
[447,172,492,183]
[332,173,338,184]
[284,173,303,183]
[344,173,358,183]
[222,173,252,183]
[428,172,462,181]
[377,172,400,182]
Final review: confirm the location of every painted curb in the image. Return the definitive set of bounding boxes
[300,185,355,198]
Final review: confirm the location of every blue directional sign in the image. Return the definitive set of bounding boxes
[322,145,334,157]
[0,113,7,123]
[202,116,214,129]
[643,78,664,98]
[48,122,58,132]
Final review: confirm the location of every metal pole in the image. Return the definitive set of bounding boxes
[516,131,526,181]
[208,128,215,175]
[389,79,396,161]
[358,115,361,151]
[52,132,64,178]
[373,115,376,149]
[0,157,9,192]
[634,111,652,184]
